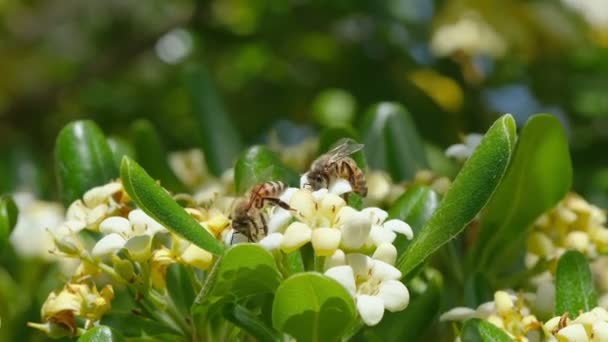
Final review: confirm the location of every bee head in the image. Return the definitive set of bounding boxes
[307,171,327,190]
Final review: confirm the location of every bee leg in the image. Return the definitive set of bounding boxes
[340,160,356,186]
[260,197,292,211]
[259,212,268,236]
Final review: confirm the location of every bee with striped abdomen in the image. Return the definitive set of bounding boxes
[230,181,290,243]
[306,138,368,197]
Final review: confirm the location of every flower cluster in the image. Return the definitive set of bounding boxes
[543,307,608,341]
[231,175,415,326]
[441,290,542,341]
[441,290,608,342]
[30,181,232,337]
[526,192,608,267]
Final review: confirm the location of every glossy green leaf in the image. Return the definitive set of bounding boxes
[556,250,597,317]
[461,318,513,342]
[55,120,118,205]
[0,195,18,251]
[101,313,181,338]
[234,145,299,194]
[318,126,367,170]
[131,119,186,192]
[78,326,125,342]
[107,136,136,170]
[397,115,517,278]
[185,65,242,176]
[272,272,357,342]
[361,102,428,181]
[474,114,572,272]
[120,157,223,254]
[388,186,439,253]
[359,274,441,341]
[193,244,281,314]
[223,303,281,342]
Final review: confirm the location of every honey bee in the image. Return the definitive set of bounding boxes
[230,181,290,243]
[306,138,368,196]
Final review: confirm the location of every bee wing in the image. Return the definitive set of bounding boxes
[326,138,364,161]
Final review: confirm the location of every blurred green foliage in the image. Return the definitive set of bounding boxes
[0,0,607,201]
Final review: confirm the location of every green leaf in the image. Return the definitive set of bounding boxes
[397,115,517,278]
[359,274,441,341]
[185,65,242,176]
[388,186,439,253]
[234,145,299,194]
[223,303,281,342]
[166,264,197,317]
[0,195,18,251]
[473,114,572,272]
[107,136,136,170]
[120,157,223,254]
[55,120,118,205]
[272,272,357,342]
[101,313,181,338]
[78,326,125,342]
[556,250,597,317]
[318,126,367,170]
[461,318,513,342]
[193,244,281,314]
[131,119,186,193]
[361,102,428,181]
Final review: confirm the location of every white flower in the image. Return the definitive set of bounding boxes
[362,208,413,250]
[325,254,410,326]
[91,209,167,261]
[9,192,64,260]
[445,133,483,161]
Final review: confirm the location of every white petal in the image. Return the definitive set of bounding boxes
[325,249,346,270]
[129,209,166,235]
[99,217,131,235]
[347,253,371,278]
[592,321,608,342]
[372,243,397,265]
[325,266,356,297]
[267,208,293,233]
[319,194,346,218]
[83,182,122,207]
[258,233,283,251]
[280,222,312,253]
[445,144,470,160]
[557,324,589,342]
[476,302,496,316]
[289,190,316,221]
[338,208,372,250]
[494,291,514,314]
[357,295,385,326]
[311,189,329,202]
[369,226,397,246]
[311,228,341,256]
[383,220,413,240]
[464,133,483,149]
[371,260,402,281]
[440,307,478,321]
[377,280,409,312]
[66,200,88,223]
[279,187,299,204]
[124,235,152,262]
[362,208,389,225]
[329,179,353,196]
[92,233,126,256]
[300,173,311,189]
